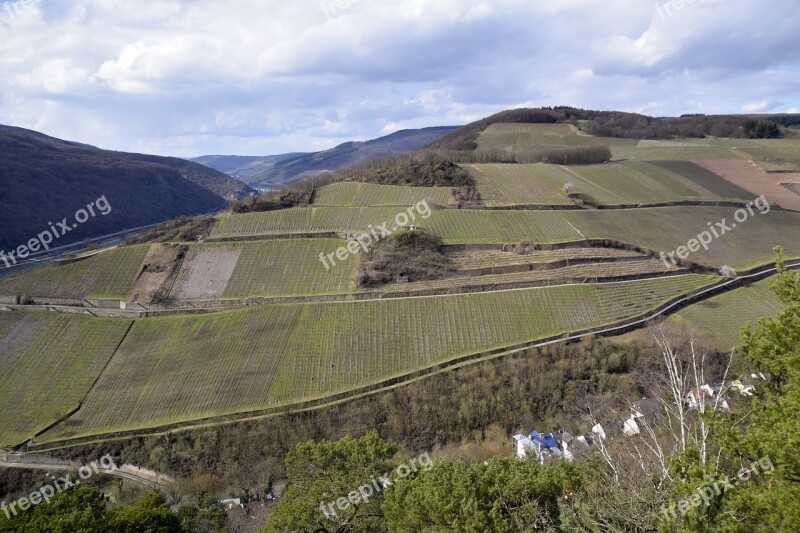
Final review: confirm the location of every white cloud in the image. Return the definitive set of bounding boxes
[0,0,797,156]
[742,100,779,113]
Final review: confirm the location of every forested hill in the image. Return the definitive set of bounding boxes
[193,126,460,188]
[0,125,251,252]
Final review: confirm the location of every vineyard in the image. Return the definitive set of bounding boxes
[564,207,800,269]
[694,160,800,211]
[170,240,357,299]
[0,312,133,447]
[467,164,571,206]
[667,277,784,351]
[468,161,754,206]
[446,247,645,270]
[209,206,800,268]
[0,245,149,300]
[37,274,718,442]
[313,182,453,207]
[367,259,672,294]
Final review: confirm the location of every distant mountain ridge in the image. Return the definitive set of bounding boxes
[0,125,253,252]
[193,126,459,188]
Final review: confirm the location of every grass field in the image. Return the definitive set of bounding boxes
[666,277,785,351]
[0,245,149,300]
[37,274,718,442]
[171,240,357,299]
[313,182,453,207]
[0,313,132,447]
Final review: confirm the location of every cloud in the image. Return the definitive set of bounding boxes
[742,100,780,113]
[0,0,798,156]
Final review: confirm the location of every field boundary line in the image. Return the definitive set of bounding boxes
[14,320,136,451]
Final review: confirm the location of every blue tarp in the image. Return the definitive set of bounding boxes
[530,431,559,449]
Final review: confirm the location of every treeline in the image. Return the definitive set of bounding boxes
[332,151,473,187]
[426,107,792,152]
[584,112,784,139]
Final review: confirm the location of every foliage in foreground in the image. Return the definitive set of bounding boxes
[662,247,800,531]
[0,485,226,532]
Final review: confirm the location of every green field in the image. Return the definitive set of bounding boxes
[0,313,133,447]
[0,245,149,300]
[313,182,453,207]
[36,275,718,442]
[210,207,800,269]
[172,240,357,299]
[667,277,785,351]
[469,161,752,206]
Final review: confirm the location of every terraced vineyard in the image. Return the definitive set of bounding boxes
[0,313,133,447]
[469,160,751,206]
[476,123,637,152]
[210,206,800,268]
[171,240,357,299]
[367,259,671,293]
[313,182,453,207]
[468,164,571,206]
[37,274,718,442]
[667,277,785,351]
[446,247,645,269]
[564,207,800,269]
[0,245,149,300]
[210,207,584,244]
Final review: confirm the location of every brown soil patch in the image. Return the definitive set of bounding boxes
[171,246,241,300]
[695,160,800,211]
[129,245,182,303]
[783,182,800,196]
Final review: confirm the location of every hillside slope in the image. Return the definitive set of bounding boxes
[0,125,252,252]
[194,126,459,188]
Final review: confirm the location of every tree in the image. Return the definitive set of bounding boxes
[0,486,187,533]
[108,493,183,532]
[261,430,398,533]
[381,456,588,532]
[662,247,800,531]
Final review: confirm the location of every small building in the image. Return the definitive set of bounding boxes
[221,498,244,510]
[686,384,729,411]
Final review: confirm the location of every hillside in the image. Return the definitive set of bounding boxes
[193,126,459,188]
[0,125,252,252]
[1,111,799,511]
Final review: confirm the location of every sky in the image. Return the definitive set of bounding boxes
[1,0,798,157]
